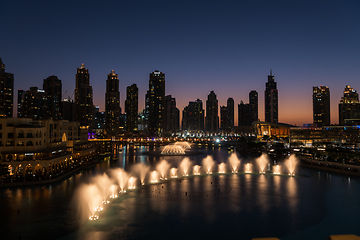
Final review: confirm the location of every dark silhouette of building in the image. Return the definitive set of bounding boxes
[0,58,14,117]
[220,106,228,130]
[265,70,278,123]
[17,90,25,118]
[182,99,204,131]
[164,95,179,133]
[238,101,251,126]
[43,75,62,120]
[339,85,360,125]
[205,91,219,132]
[62,99,75,121]
[105,70,120,136]
[313,86,330,127]
[238,90,258,127]
[18,87,48,119]
[75,63,93,129]
[148,70,165,136]
[227,98,234,130]
[125,84,138,132]
[249,90,258,122]
[94,106,105,130]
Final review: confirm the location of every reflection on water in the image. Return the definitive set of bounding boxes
[1,146,360,240]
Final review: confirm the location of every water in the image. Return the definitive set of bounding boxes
[1,146,360,240]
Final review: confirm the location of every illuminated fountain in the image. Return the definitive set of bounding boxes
[110,168,129,193]
[193,165,201,175]
[202,155,214,174]
[218,163,226,173]
[245,163,252,173]
[92,173,112,203]
[156,160,170,180]
[180,157,191,176]
[132,163,149,185]
[256,153,269,174]
[170,167,178,178]
[161,145,185,155]
[273,165,281,175]
[285,154,298,176]
[128,177,136,189]
[150,170,159,183]
[174,141,191,149]
[75,183,103,221]
[228,153,240,173]
[109,184,118,198]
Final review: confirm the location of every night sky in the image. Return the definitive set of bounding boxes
[1,0,360,126]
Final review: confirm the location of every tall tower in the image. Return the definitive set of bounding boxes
[227,98,234,130]
[75,63,93,129]
[0,58,14,117]
[249,90,258,122]
[220,106,228,130]
[43,75,62,120]
[313,86,330,127]
[339,85,360,125]
[264,70,278,123]
[21,87,48,119]
[164,95,180,132]
[105,70,120,136]
[148,70,165,136]
[125,84,138,133]
[205,91,219,132]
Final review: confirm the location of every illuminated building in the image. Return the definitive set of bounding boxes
[164,95,179,133]
[0,58,14,117]
[265,70,278,123]
[313,86,330,127]
[339,85,360,125]
[182,99,204,131]
[105,70,120,136]
[205,91,219,132]
[18,87,49,120]
[75,63,93,130]
[43,75,62,120]
[125,84,138,132]
[249,90,258,122]
[253,121,293,139]
[238,90,258,127]
[148,70,165,136]
[17,90,25,118]
[220,106,228,130]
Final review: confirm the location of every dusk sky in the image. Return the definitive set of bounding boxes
[1,0,360,126]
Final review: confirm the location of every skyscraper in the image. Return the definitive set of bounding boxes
[238,101,251,126]
[125,84,138,133]
[43,75,62,120]
[148,70,165,136]
[220,106,228,130]
[205,91,219,132]
[249,90,258,122]
[339,85,360,125]
[105,70,120,136]
[313,86,330,127]
[17,90,25,118]
[265,70,278,123]
[75,63,93,129]
[0,58,14,117]
[227,98,234,130]
[19,87,48,119]
[164,95,179,133]
[182,99,204,131]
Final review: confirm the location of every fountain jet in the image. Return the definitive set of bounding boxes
[228,153,240,173]
[218,163,226,174]
[170,168,178,178]
[132,163,149,185]
[156,160,170,180]
[150,170,159,183]
[245,163,252,173]
[202,155,215,174]
[273,165,281,175]
[285,154,297,176]
[180,157,191,176]
[128,177,137,189]
[256,153,269,173]
[193,165,201,175]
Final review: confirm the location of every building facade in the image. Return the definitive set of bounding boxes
[125,84,138,133]
[0,58,14,117]
[18,87,49,120]
[182,99,204,131]
[313,86,330,127]
[75,63,93,129]
[148,71,165,136]
[265,70,278,123]
[249,90,258,122]
[339,85,360,125]
[105,70,120,136]
[227,97,234,130]
[205,91,219,132]
[43,75,62,120]
[164,95,179,133]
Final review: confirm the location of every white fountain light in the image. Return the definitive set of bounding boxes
[89,215,99,221]
[161,145,185,155]
[273,165,281,175]
[128,177,136,189]
[245,163,252,173]
[94,206,103,212]
[102,200,110,204]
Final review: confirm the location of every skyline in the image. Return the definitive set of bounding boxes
[1,0,360,126]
